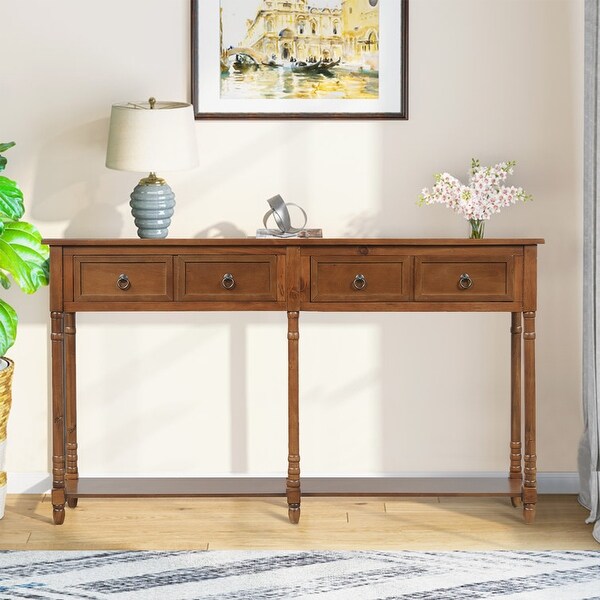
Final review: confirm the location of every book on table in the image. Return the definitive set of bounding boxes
[255,228,323,239]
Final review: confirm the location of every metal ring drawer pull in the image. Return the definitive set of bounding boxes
[116,274,131,291]
[458,273,473,290]
[222,273,236,290]
[352,274,367,291]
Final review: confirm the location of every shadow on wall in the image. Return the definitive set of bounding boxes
[343,211,385,238]
[195,222,246,238]
[71,311,283,474]
[30,118,125,237]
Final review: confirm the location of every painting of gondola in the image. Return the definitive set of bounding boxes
[192,0,408,119]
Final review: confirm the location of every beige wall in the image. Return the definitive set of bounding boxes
[1,0,583,481]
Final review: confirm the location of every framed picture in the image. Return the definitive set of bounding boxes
[191,0,408,120]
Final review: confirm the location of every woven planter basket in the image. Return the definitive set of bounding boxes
[0,358,14,519]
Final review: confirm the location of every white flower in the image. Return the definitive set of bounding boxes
[418,159,532,222]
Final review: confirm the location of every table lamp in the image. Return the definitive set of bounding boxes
[105,98,198,238]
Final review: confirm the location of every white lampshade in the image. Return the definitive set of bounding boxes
[106,100,198,173]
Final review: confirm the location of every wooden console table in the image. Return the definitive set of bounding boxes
[46,238,542,525]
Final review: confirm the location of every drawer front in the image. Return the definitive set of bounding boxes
[73,256,173,302]
[176,255,280,302]
[311,256,411,302]
[415,256,515,302]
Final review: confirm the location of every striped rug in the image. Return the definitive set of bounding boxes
[0,550,599,599]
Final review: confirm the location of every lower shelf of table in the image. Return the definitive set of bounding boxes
[63,477,523,498]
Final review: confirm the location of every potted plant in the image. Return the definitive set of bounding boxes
[0,142,49,519]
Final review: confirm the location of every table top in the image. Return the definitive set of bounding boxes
[43,238,545,247]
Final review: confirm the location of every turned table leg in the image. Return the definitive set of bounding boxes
[64,313,78,509]
[287,311,301,524]
[51,311,66,524]
[510,312,523,508]
[522,311,537,523]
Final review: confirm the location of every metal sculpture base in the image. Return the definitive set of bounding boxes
[130,182,175,239]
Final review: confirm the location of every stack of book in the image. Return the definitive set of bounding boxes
[255,228,323,239]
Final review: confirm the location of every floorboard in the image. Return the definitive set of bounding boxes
[0,494,596,551]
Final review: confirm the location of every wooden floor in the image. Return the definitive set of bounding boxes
[0,494,597,551]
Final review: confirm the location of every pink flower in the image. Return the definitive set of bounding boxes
[418,159,531,221]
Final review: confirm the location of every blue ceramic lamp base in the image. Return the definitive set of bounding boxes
[129,174,175,239]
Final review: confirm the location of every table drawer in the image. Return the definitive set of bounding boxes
[73,256,173,302]
[176,255,281,302]
[311,256,411,302]
[415,256,515,302]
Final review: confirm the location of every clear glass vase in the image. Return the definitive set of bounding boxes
[469,219,485,239]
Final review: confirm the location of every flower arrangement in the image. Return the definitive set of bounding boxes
[418,159,532,239]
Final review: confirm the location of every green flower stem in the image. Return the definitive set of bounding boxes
[469,219,485,239]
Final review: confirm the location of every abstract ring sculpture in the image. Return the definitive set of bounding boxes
[262,194,307,237]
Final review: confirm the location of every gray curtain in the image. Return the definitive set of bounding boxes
[581,0,600,544]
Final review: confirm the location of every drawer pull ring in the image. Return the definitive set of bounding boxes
[116,274,131,291]
[458,273,473,290]
[222,273,236,290]
[352,274,367,291]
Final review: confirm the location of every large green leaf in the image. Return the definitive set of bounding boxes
[0,270,11,290]
[0,143,15,153]
[0,142,15,174]
[0,142,47,354]
[0,176,24,220]
[0,221,49,293]
[0,298,17,357]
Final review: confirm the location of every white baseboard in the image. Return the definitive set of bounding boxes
[6,472,580,495]
[536,473,580,494]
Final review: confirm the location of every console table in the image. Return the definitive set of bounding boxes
[46,238,542,525]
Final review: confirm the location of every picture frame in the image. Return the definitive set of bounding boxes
[191,0,408,120]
